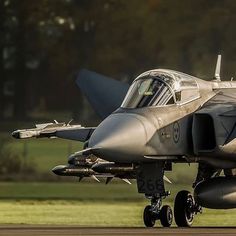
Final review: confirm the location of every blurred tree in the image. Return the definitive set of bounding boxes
[0,0,5,119]
[1,0,83,119]
[0,0,236,122]
[13,1,29,119]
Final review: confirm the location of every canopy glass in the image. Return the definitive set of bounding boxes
[121,70,200,108]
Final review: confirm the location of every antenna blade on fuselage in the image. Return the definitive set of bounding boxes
[214,54,221,81]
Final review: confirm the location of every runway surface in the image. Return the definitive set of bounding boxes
[0,226,236,236]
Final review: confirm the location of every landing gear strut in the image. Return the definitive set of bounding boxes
[143,194,173,227]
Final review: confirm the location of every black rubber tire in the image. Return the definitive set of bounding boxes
[174,190,194,227]
[160,205,173,227]
[143,205,155,227]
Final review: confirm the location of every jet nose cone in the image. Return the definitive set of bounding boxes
[88,113,147,162]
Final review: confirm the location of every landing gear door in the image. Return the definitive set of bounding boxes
[136,162,165,195]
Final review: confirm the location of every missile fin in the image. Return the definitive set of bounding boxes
[91,175,100,182]
[67,119,73,126]
[122,178,131,185]
[163,175,172,184]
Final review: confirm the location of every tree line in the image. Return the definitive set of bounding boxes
[0,0,235,121]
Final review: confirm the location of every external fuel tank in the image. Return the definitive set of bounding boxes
[194,177,236,209]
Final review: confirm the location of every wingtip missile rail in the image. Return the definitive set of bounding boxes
[11,121,95,142]
[12,122,73,139]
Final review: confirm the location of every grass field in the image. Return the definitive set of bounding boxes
[0,182,236,226]
[7,136,83,172]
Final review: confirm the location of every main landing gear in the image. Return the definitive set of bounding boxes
[174,190,201,227]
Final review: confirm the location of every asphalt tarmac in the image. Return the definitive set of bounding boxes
[0,226,236,236]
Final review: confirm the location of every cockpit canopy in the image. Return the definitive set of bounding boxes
[121,70,200,108]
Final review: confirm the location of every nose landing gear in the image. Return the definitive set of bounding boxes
[160,205,173,227]
[143,205,156,227]
[143,194,173,227]
[136,162,174,228]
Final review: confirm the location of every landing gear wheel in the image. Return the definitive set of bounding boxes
[143,205,156,227]
[174,190,195,227]
[160,205,173,227]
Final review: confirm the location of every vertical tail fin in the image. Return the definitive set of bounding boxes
[76,69,129,119]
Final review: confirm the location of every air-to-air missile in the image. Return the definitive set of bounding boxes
[51,163,134,183]
[12,120,95,141]
[11,122,63,139]
[92,163,135,175]
[53,151,99,179]
[53,150,135,183]
[52,152,170,186]
[52,164,95,177]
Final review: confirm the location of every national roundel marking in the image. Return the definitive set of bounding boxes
[173,122,180,143]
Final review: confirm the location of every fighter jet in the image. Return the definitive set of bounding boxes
[12,55,236,227]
